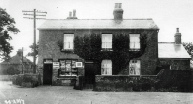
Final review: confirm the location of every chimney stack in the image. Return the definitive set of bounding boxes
[67,9,78,19]
[113,3,123,20]
[72,9,77,19]
[174,28,181,44]
[67,11,72,19]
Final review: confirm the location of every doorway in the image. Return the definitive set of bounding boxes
[85,62,98,84]
[43,63,53,85]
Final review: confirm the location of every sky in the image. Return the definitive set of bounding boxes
[0,0,193,61]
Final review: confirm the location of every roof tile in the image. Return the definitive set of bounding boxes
[158,42,191,59]
[38,19,159,30]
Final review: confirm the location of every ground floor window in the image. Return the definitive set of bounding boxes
[101,60,112,75]
[59,59,78,77]
[129,60,141,75]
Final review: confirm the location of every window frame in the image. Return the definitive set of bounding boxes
[129,59,141,75]
[63,34,74,51]
[129,34,141,51]
[58,59,78,77]
[101,60,112,75]
[101,34,113,51]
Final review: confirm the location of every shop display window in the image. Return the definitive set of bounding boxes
[59,59,78,77]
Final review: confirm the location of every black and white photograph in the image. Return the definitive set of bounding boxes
[0,0,193,104]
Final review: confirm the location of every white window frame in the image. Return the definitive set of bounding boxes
[102,34,112,49]
[129,60,141,75]
[101,60,112,75]
[63,34,74,50]
[76,62,83,68]
[129,34,140,50]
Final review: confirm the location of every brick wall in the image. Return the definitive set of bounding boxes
[94,75,158,91]
[159,59,190,70]
[38,29,158,85]
[94,70,193,92]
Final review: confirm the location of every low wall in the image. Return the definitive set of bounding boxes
[94,70,193,92]
[157,70,192,92]
[94,75,158,91]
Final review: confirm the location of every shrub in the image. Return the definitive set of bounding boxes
[12,74,40,88]
[7,67,20,75]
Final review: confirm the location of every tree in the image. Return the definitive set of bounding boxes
[27,43,38,58]
[0,7,20,61]
[182,42,193,59]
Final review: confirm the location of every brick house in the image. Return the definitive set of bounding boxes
[38,3,191,91]
[0,50,33,74]
[158,28,190,70]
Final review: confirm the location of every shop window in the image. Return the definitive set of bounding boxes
[102,34,112,50]
[129,60,141,75]
[63,34,74,50]
[101,60,112,75]
[59,59,77,77]
[130,34,140,50]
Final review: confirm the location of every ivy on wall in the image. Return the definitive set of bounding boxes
[72,32,147,74]
[74,34,101,60]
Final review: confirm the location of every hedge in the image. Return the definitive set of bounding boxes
[12,74,41,88]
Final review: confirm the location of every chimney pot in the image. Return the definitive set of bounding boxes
[69,12,72,17]
[115,3,122,8]
[118,3,122,8]
[115,3,118,8]
[73,9,76,17]
[176,28,179,33]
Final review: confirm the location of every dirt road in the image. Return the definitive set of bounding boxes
[0,81,193,104]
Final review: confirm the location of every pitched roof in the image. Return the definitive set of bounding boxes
[1,55,32,64]
[38,19,159,30]
[158,42,191,59]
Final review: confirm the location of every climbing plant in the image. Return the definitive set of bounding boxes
[73,31,148,74]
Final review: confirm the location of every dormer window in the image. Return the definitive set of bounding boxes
[130,34,140,50]
[102,34,112,51]
[63,34,74,50]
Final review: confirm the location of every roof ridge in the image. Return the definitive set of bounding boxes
[45,18,153,20]
[158,42,175,43]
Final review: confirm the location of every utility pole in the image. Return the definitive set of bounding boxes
[22,47,23,74]
[22,9,47,74]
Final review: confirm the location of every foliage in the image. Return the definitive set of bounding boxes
[182,42,193,58]
[6,66,20,75]
[74,34,101,60]
[12,74,40,87]
[27,42,38,58]
[0,7,20,61]
[73,33,147,74]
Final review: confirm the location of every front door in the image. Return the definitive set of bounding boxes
[85,62,98,84]
[43,64,53,85]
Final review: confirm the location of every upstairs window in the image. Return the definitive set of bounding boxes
[129,60,141,75]
[63,34,74,50]
[101,60,112,75]
[130,34,140,50]
[102,34,112,50]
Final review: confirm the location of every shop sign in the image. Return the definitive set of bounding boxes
[76,62,83,68]
[53,62,60,69]
[44,59,53,64]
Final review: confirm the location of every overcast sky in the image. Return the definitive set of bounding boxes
[0,0,193,60]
